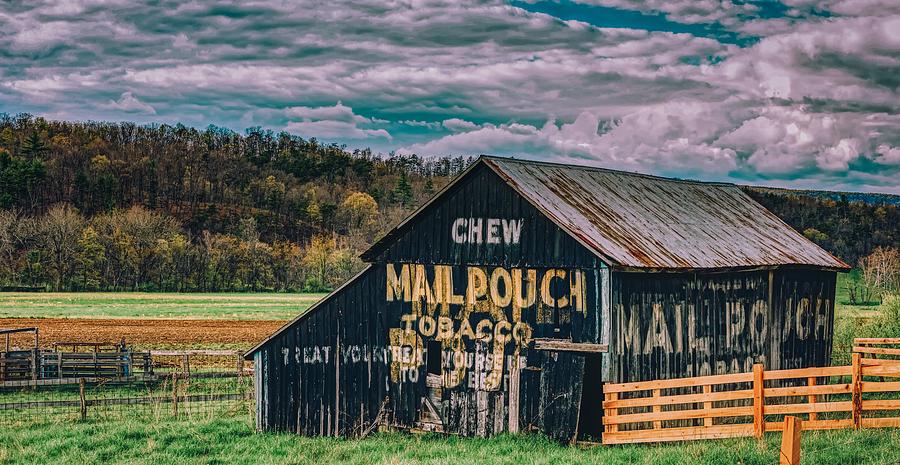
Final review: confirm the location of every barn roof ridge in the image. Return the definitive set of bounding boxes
[479,155,736,188]
[483,156,849,270]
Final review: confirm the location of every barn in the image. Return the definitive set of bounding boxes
[245,156,849,442]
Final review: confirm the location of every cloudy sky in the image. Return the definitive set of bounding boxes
[2,1,899,193]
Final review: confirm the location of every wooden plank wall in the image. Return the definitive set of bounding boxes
[609,268,836,383]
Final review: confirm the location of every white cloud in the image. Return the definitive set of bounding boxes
[104,91,156,114]
[442,118,479,132]
[286,102,371,124]
[872,144,900,165]
[285,120,391,140]
[0,0,898,192]
[283,103,391,140]
[402,101,743,176]
[701,15,900,106]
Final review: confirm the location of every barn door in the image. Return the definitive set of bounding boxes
[418,339,444,432]
[538,350,585,443]
[576,352,604,441]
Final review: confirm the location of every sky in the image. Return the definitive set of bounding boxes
[1,1,899,193]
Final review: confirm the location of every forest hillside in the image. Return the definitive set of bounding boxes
[1,113,897,292]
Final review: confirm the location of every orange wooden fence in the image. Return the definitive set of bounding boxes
[602,353,900,445]
[854,338,900,358]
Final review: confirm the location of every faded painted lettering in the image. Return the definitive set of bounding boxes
[451,218,523,245]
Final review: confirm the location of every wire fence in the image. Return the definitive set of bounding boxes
[0,351,254,426]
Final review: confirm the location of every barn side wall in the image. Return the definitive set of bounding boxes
[254,261,605,440]
[609,268,836,383]
[255,266,390,436]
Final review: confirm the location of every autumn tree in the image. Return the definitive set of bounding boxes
[74,225,105,290]
[339,191,379,237]
[860,247,900,301]
[0,210,28,284]
[302,234,336,292]
[39,204,85,290]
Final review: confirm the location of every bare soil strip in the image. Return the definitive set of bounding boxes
[0,318,287,349]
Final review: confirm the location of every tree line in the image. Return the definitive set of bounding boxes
[0,112,897,292]
[0,113,471,291]
[745,188,900,266]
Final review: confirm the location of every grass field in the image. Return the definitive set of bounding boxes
[0,273,876,321]
[835,272,888,320]
[0,415,898,465]
[0,292,325,320]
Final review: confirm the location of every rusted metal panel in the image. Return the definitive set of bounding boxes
[484,157,849,270]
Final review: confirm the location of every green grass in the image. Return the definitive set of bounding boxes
[0,415,897,465]
[835,272,888,320]
[0,292,326,320]
[0,275,877,321]
[0,376,251,403]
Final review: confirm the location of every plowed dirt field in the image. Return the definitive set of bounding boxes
[0,318,288,350]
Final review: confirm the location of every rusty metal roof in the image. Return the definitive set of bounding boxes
[484,157,849,270]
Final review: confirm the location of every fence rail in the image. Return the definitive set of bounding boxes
[602,354,900,445]
[0,350,253,424]
[0,349,247,386]
[854,338,900,357]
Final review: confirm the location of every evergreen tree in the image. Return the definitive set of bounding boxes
[423,176,435,197]
[393,171,413,207]
[21,132,45,158]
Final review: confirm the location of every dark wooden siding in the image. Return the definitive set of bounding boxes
[365,164,598,269]
[254,267,390,435]
[254,262,604,441]
[609,268,836,383]
[771,269,836,370]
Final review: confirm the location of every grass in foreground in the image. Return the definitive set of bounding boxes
[0,292,326,320]
[0,415,898,465]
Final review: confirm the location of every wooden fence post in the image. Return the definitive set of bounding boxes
[807,377,817,421]
[753,363,765,439]
[172,373,179,417]
[652,389,661,430]
[79,377,87,421]
[31,348,39,382]
[851,353,862,430]
[779,416,802,465]
[702,385,712,427]
[605,392,618,434]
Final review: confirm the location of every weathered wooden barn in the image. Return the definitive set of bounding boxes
[245,156,849,442]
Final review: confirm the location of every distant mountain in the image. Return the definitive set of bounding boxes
[746,186,900,206]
